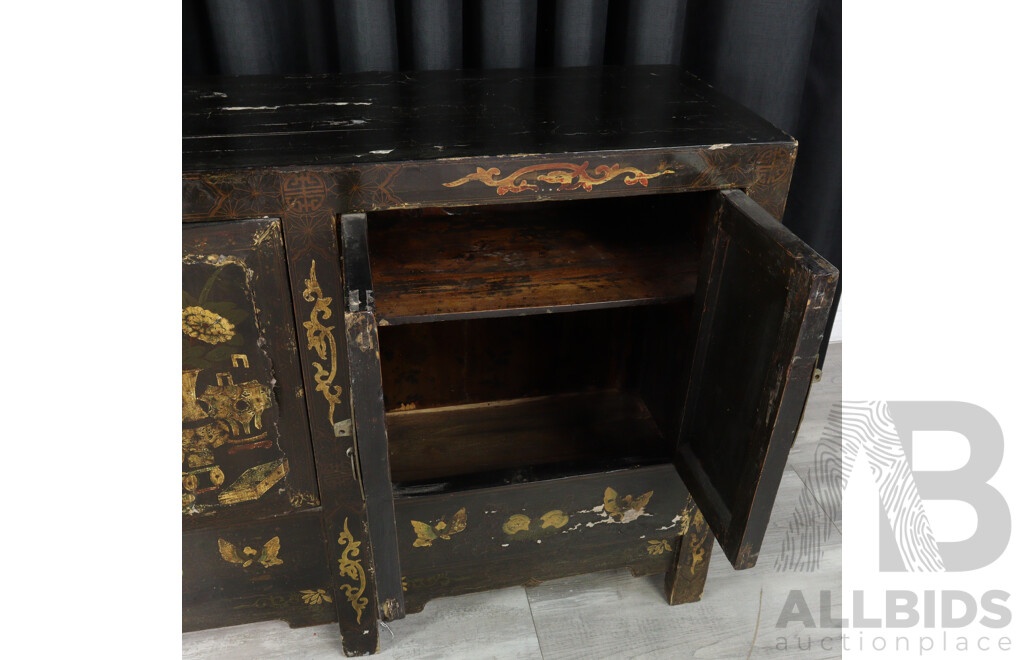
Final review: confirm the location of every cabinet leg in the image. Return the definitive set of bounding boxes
[664,501,714,605]
[340,617,379,657]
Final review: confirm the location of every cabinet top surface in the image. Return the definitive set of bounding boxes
[183,66,792,172]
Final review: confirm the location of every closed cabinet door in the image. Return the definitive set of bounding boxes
[183,219,319,528]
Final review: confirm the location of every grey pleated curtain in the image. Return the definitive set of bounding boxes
[184,0,841,352]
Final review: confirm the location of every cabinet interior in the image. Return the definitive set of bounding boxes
[366,192,711,494]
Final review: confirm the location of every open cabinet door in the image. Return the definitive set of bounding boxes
[675,189,838,570]
[339,213,406,620]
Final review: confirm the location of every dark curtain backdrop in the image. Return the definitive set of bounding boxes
[184,0,841,357]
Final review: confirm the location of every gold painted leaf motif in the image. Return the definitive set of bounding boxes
[647,539,672,556]
[299,589,333,605]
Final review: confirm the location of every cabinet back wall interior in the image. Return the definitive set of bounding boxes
[182,66,838,656]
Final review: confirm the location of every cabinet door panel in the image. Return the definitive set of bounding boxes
[183,219,319,528]
[339,212,406,620]
[674,190,838,569]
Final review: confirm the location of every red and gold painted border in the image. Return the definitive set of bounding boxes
[183,144,796,223]
[442,162,674,195]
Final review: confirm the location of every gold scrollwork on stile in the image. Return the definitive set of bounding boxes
[337,518,369,624]
[302,260,344,427]
[688,510,709,575]
[442,162,674,195]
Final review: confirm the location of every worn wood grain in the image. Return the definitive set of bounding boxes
[368,196,701,325]
[182,68,799,222]
[377,307,639,413]
[387,391,669,486]
[183,67,790,171]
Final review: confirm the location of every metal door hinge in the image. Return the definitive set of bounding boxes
[347,287,375,313]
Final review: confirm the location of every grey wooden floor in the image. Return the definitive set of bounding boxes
[184,345,842,660]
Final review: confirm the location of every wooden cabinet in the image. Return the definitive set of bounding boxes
[183,66,838,656]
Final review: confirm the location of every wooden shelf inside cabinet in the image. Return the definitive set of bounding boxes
[368,199,701,326]
[386,390,671,488]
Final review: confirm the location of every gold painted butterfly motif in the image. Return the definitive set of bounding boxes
[218,536,283,568]
[603,487,654,522]
[410,508,467,547]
